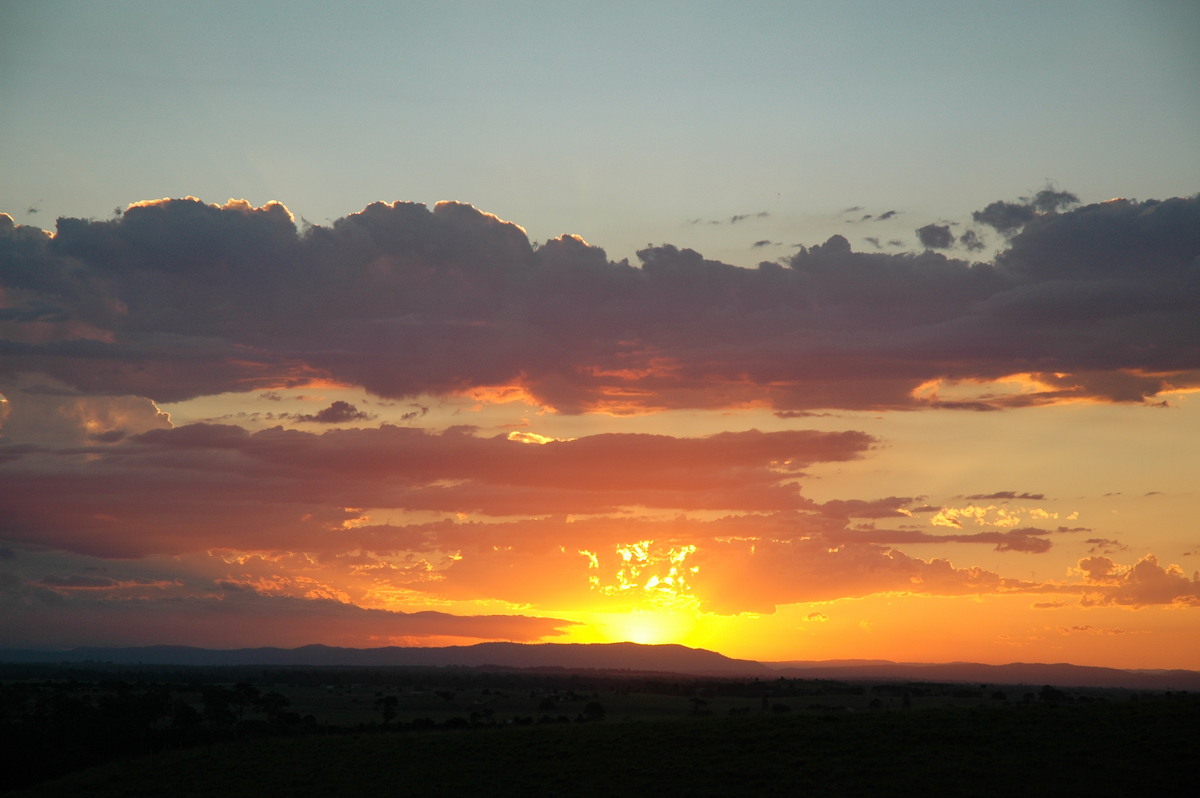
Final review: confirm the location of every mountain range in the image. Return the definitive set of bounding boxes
[2,642,1197,690]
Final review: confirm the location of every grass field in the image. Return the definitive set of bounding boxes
[10,697,1197,797]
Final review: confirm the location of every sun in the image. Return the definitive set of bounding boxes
[601,604,700,646]
[619,610,672,645]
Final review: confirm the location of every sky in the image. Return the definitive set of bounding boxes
[1,1,1198,669]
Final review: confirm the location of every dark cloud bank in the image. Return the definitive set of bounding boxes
[2,192,1197,412]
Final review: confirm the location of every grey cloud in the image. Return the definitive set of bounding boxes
[972,188,1079,235]
[973,200,1035,234]
[294,401,371,424]
[1085,538,1127,554]
[959,229,985,251]
[0,574,575,648]
[689,211,769,225]
[916,223,955,249]
[729,212,769,224]
[1030,188,1079,213]
[3,192,1199,413]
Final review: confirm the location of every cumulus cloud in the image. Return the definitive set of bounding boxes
[958,229,985,251]
[916,223,955,249]
[972,200,1037,234]
[1077,554,1200,606]
[972,188,1079,234]
[293,400,371,424]
[3,193,1198,413]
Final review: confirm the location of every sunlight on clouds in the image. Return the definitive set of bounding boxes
[124,196,295,224]
[339,509,370,529]
[506,430,574,445]
[464,383,546,410]
[588,540,700,601]
[910,372,1093,408]
[931,503,1073,530]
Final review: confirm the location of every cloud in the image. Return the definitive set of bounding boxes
[1085,538,1127,555]
[826,523,1063,553]
[972,187,1079,235]
[972,200,1036,235]
[689,212,769,226]
[690,537,1013,614]
[0,423,874,557]
[959,229,985,251]
[1056,625,1129,636]
[0,570,575,648]
[293,400,371,424]
[915,223,955,249]
[1077,554,1200,606]
[3,192,1199,416]
[963,491,1046,501]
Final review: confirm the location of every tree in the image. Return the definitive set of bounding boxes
[375,695,399,725]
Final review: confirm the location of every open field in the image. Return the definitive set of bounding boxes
[10,699,1199,797]
[3,664,1197,795]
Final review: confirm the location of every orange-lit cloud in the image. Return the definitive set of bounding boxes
[1077,555,1200,607]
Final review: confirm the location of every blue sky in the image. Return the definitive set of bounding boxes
[3,1,1198,264]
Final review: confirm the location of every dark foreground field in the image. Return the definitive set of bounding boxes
[10,697,1197,797]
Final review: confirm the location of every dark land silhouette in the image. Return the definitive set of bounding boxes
[1,646,1198,795]
[3,641,1197,689]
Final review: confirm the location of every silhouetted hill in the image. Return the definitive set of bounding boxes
[0,642,768,675]
[2,643,1197,689]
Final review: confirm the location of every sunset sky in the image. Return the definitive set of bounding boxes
[2,1,1199,669]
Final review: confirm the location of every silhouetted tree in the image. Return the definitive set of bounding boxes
[375,695,399,725]
[257,691,291,724]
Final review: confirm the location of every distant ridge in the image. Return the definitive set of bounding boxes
[1,643,1197,689]
[0,642,767,676]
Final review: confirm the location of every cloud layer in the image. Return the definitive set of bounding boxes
[3,193,1198,412]
[2,194,1198,652]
